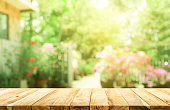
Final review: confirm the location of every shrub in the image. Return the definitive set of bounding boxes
[93,46,169,88]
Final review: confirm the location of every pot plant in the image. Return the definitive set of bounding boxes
[33,43,56,88]
[35,53,51,87]
[141,65,170,88]
[19,40,37,88]
[94,46,170,88]
[35,71,49,88]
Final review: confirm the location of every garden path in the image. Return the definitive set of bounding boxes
[72,73,101,88]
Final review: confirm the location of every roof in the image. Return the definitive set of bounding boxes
[4,0,37,12]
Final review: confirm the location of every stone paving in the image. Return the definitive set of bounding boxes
[72,73,101,88]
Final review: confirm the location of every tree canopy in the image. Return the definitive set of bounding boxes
[21,0,170,61]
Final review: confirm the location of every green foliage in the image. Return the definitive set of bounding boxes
[78,61,95,76]
[0,49,20,88]
[22,0,125,60]
[131,0,170,61]
[20,0,170,85]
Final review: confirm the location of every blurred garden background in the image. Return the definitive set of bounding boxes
[0,0,169,88]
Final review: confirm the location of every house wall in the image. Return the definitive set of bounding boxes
[0,0,21,72]
[0,0,21,41]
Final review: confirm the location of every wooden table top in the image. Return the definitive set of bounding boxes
[0,88,169,110]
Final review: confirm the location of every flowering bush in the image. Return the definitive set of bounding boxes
[72,44,95,79]
[20,40,38,79]
[20,41,54,80]
[93,46,169,88]
[20,41,70,87]
[141,65,169,87]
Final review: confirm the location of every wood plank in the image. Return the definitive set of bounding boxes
[32,89,61,110]
[1,89,38,106]
[0,89,15,97]
[146,89,170,105]
[0,89,31,110]
[12,89,54,110]
[118,88,149,110]
[51,88,79,110]
[158,88,170,95]
[132,88,169,110]
[0,88,169,110]
[106,88,129,110]
[0,89,30,104]
[90,88,109,110]
[0,89,6,91]
[70,88,92,110]
[5,89,38,110]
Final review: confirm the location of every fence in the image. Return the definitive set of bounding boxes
[150,57,170,72]
[48,44,73,87]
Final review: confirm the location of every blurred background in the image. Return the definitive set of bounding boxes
[0,0,169,88]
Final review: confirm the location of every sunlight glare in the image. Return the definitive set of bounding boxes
[90,0,108,10]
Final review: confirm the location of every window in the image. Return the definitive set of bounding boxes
[0,13,8,40]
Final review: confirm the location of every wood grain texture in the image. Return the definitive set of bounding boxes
[0,89,17,97]
[32,89,61,110]
[70,88,92,110]
[90,88,109,110]
[132,88,169,110]
[0,89,32,110]
[158,88,170,95]
[0,88,169,110]
[119,88,150,110]
[106,88,129,110]
[146,89,170,105]
[0,89,6,92]
[51,88,79,110]
[3,89,38,109]
[0,89,30,105]
[12,89,54,110]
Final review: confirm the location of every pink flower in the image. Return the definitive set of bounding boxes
[140,77,145,82]
[34,47,40,51]
[138,56,150,64]
[154,68,168,78]
[42,43,54,52]
[145,72,152,76]
[72,44,77,48]
[146,64,154,72]
[108,73,113,77]
[166,73,170,81]
[112,65,119,68]
[92,66,100,73]
[148,82,153,88]
[92,68,96,74]
[120,66,129,74]
[116,59,122,64]
[145,77,149,82]
[105,67,110,72]
[107,56,115,61]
